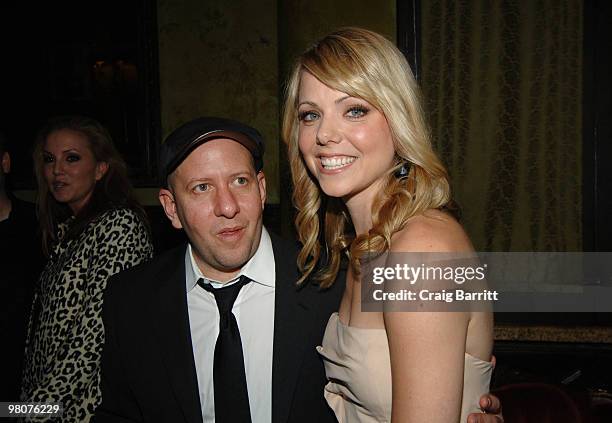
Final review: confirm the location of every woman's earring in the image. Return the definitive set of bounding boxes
[395,162,409,179]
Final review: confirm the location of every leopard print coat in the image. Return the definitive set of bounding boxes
[21,208,153,422]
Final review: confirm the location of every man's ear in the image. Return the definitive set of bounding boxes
[158,188,183,229]
[257,171,266,210]
[1,152,11,174]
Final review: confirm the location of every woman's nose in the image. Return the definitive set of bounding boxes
[316,117,342,145]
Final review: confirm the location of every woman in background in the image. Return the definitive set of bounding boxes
[21,116,153,422]
[283,28,494,422]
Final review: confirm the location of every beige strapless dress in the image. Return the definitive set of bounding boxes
[316,313,493,423]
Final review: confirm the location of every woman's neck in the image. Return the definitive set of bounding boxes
[344,191,376,236]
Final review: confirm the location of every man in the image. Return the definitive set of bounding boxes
[0,133,43,401]
[95,117,501,422]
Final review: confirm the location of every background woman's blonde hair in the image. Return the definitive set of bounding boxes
[282,27,451,287]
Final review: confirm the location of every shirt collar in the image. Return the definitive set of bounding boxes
[185,227,275,292]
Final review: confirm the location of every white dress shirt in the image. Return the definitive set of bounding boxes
[186,228,275,423]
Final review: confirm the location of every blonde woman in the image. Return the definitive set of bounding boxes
[21,116,153,422]
[283,28,496,423]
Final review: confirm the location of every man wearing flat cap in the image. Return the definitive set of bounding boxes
[94,117,344,423]
[94,117,502,423]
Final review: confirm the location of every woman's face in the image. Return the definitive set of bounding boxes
[42,129,108,215]
[297,71,396,206]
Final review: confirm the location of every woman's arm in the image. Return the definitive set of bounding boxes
[71,209,153,415]
[385,211,481,423]
[385,309,469,422]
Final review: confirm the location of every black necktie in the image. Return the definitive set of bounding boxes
[198,276,252,423]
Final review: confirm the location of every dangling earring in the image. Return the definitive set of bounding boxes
[395,162,409,179]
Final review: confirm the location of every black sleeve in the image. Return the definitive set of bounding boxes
[93,275,143,423]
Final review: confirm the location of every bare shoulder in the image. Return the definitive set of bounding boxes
[386,210,493,362]
[391,209,474,253]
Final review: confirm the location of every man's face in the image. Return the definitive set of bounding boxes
[159,139,266,282]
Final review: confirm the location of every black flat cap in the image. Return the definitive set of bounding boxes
[159,117,265,186]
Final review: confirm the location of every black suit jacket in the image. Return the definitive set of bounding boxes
[94,233,343,423]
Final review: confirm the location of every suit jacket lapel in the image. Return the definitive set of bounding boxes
[271,235,313,423]
[150,244,203,423]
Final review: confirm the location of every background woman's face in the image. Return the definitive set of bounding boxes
[42,129,107,215]
[297,71,395,206]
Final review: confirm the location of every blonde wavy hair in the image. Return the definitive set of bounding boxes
[282,27,451,288]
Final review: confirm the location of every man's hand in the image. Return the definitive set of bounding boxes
[467,355,503,423]
[467,393,503,423]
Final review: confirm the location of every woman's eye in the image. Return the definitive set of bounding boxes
[346,106,369,119]
[194,183,210,192]
[43,154,54,164]
[299,111,319,122]
[66,154,81,162]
